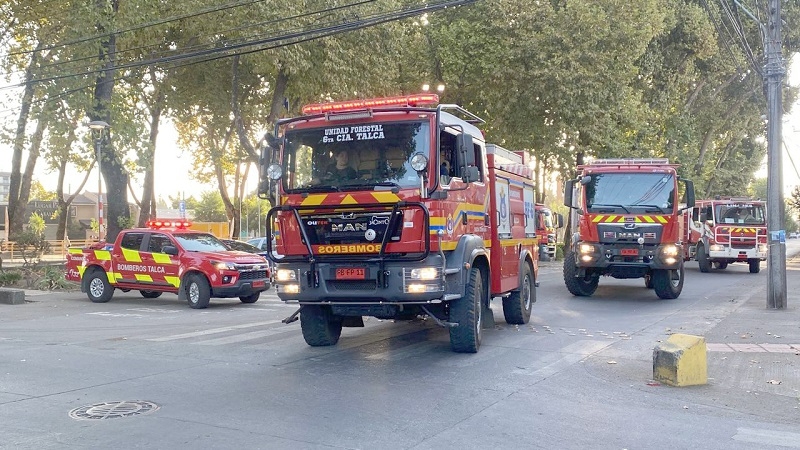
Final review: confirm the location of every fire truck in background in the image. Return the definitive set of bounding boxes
[563,159,695,299]
[681,197,767,273]
[258,94,539,353]
[535,204,563,261]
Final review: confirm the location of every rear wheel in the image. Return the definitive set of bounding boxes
[86,269,114,303]
[239,292,260,303]
[714,261,728,270]
[563,251,599,296]
[748,259,761,273]
[697,244,710,273]
[449,266,483,353]
[653,264,684,299]
[503,263,534,325]
[140,290,162,299]
[185,274,211,309]
[300,305,342,346]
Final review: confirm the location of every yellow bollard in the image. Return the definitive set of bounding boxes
[653,333,707,387]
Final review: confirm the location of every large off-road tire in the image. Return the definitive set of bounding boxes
[140,290,162,299]
[653,264,684,299]
[563,251,599,296]
[239,292,260,303]
[449,266,483,353]
[748,259,761,273]
[300,305,342,347]
[503,263,534,325]
[697,244,710,273]
[185,274,211,309]
[86,269,114,303]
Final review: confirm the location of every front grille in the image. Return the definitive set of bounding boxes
[328,280,377,291]
[239,270,268,280]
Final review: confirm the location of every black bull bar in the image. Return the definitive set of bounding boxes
[265,201,431,288]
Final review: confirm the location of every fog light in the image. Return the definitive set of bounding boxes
[407,284,427,293]
[581,255,594,263]
[664,257,677,265]
[281,284,300,294]
[709,244,724,252]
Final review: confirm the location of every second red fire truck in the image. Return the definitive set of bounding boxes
[259,94,540,353]
[563,158,695,299]
[681,197,767,273]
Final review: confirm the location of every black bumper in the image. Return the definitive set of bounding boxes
[212,279,271,298]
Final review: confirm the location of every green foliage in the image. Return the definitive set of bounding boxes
[0,270,23,287]
[15,213,49,266]
[36,265,73,291]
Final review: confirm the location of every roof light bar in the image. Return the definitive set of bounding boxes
[147,219,192,229]
[301,93,440,115]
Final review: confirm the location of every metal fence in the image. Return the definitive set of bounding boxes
[1,239,96,263]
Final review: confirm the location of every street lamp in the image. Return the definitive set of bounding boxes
[88,120,109,241]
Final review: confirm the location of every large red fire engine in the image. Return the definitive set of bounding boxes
[562,159,695,299]
[535,204,563,261]
[258,94,539,353]
[681,197,767,273]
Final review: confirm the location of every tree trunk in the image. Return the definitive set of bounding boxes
[138,69,164,227]
[8,46,39,238]
[91,0,128,242]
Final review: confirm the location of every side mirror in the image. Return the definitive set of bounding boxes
[162,245,179,256]
[564,180,575,208]
[683,179,695,208]
[555,212,564,228]
[456,133,475,167]
[462,166,480,183]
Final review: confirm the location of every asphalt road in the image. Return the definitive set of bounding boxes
[1,240,799,449]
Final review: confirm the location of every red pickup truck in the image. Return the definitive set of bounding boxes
[65,220,272,309]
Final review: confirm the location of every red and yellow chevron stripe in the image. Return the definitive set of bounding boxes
[591,215,668,224]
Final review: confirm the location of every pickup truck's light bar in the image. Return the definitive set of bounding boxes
[147,219,192,229]
[301,93,439,114]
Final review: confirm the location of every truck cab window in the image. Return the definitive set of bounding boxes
[120,232,145,251]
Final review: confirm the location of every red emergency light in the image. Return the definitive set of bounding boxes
[147,219,192,229]
[301,93,440,115]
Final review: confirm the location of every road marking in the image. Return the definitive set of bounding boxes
[733,428,800,448]
[146,320,282,342]
[708,343,800,353]
[194,327,294,345]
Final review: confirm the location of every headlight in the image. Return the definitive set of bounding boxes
[276,269,297,282]
[660,244,679,257]
[758,244,768,253]
[267,163,283,180]
[409,267,439,280]
[709,244,724,252]
[579,243,595,254]
[410,153,428,171]
[212,261,235,271]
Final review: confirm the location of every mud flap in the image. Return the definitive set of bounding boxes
[481,300,495,329]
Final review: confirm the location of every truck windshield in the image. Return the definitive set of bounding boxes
[585,173,675,213]
[282,121,430,192]
[715,204,766,225]
[173,233,229,252]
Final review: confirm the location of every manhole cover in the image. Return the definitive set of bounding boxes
[69,401,159,420]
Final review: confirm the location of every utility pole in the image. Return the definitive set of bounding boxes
[765,0,786,308]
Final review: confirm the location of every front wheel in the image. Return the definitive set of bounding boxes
[449,266,483,353]
[185,274,211,309]
[563,251,599,296]
[86,269,114,303]
[748,259,761,273]
[300,305,342,346]
[653,264,684,299]
[503,263,534,325]
[239,292,260,303]
[697,244,710,273]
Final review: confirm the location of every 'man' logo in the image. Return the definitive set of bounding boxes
[331,223,367,232]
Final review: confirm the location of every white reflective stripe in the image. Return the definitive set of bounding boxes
[146,320,281,342]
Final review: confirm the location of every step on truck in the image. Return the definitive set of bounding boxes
[562,158,695,299]
[682,197,767,273]
[258,93,539,353]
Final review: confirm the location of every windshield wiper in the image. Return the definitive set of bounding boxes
[590,203,631,213]
[291,185,340,193]
[635,204,667,213]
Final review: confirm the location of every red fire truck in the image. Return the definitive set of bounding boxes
[65,220,272,308]
[562,159,695,299]
[258,94,539,353]
[535,204,563,261]
[682,197,767,273]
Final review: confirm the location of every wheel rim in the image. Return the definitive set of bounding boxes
[188,282,199,304]
[671,269,681,288]
[89,278,104,298]
[522,274,532,310]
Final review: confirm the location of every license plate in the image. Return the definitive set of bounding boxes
[253,280,265,288]
[620,248,638,256]
[336,268,366,280]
